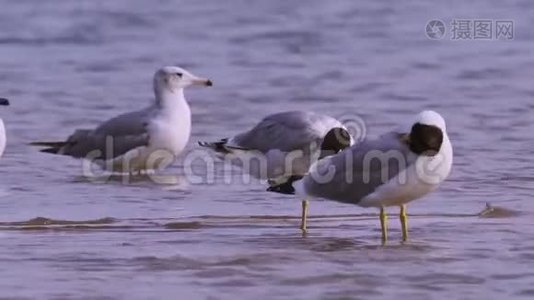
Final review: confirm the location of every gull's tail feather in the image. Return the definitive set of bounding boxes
[198,139,230,154]
[198,138,250,154]
[29,141,66,154]
[266,175,303,195]
[29,129,90,156]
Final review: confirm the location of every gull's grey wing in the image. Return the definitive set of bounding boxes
[301,132,416,204]
[35,107,155,159]
[59,129,149,159]
[94,106,155,136]
[231,111,342,152]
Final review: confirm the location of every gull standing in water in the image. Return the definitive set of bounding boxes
[31,66,212,173]
[199,111,354,231]
[0,98,10,159]
[269,110,453,242]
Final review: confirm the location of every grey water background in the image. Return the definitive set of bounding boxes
[0,0,533,299]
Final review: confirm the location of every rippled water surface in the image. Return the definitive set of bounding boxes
[1,0,534,299]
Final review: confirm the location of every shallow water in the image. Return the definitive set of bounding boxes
[1,0,534,299]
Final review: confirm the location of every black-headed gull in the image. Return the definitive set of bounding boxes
[269,110,453,242]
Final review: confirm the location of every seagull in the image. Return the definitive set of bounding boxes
[0,98,10,159]
[31,66,212,173]
[199,111,354,231]
[268,110,453,242]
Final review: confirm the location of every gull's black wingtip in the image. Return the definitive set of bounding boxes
[266,175,303,195]
[267,183,296,195]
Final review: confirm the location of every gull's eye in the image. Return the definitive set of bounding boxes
[176,72,183,78]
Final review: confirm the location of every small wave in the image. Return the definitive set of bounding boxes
[0,35,102,46]
[0,216,116,226]
[164,221,204,230]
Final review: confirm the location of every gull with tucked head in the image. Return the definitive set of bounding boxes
[269,110,453,242]
[31,66,212,173]
[199,110,354,231]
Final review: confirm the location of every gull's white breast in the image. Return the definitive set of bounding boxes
[0,119,5,158]
[359,136,453,208]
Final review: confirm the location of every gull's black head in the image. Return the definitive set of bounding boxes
[403,110,447,157]
[319,127,351,159]
[0,98,9,106]
[408,123,443,156]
